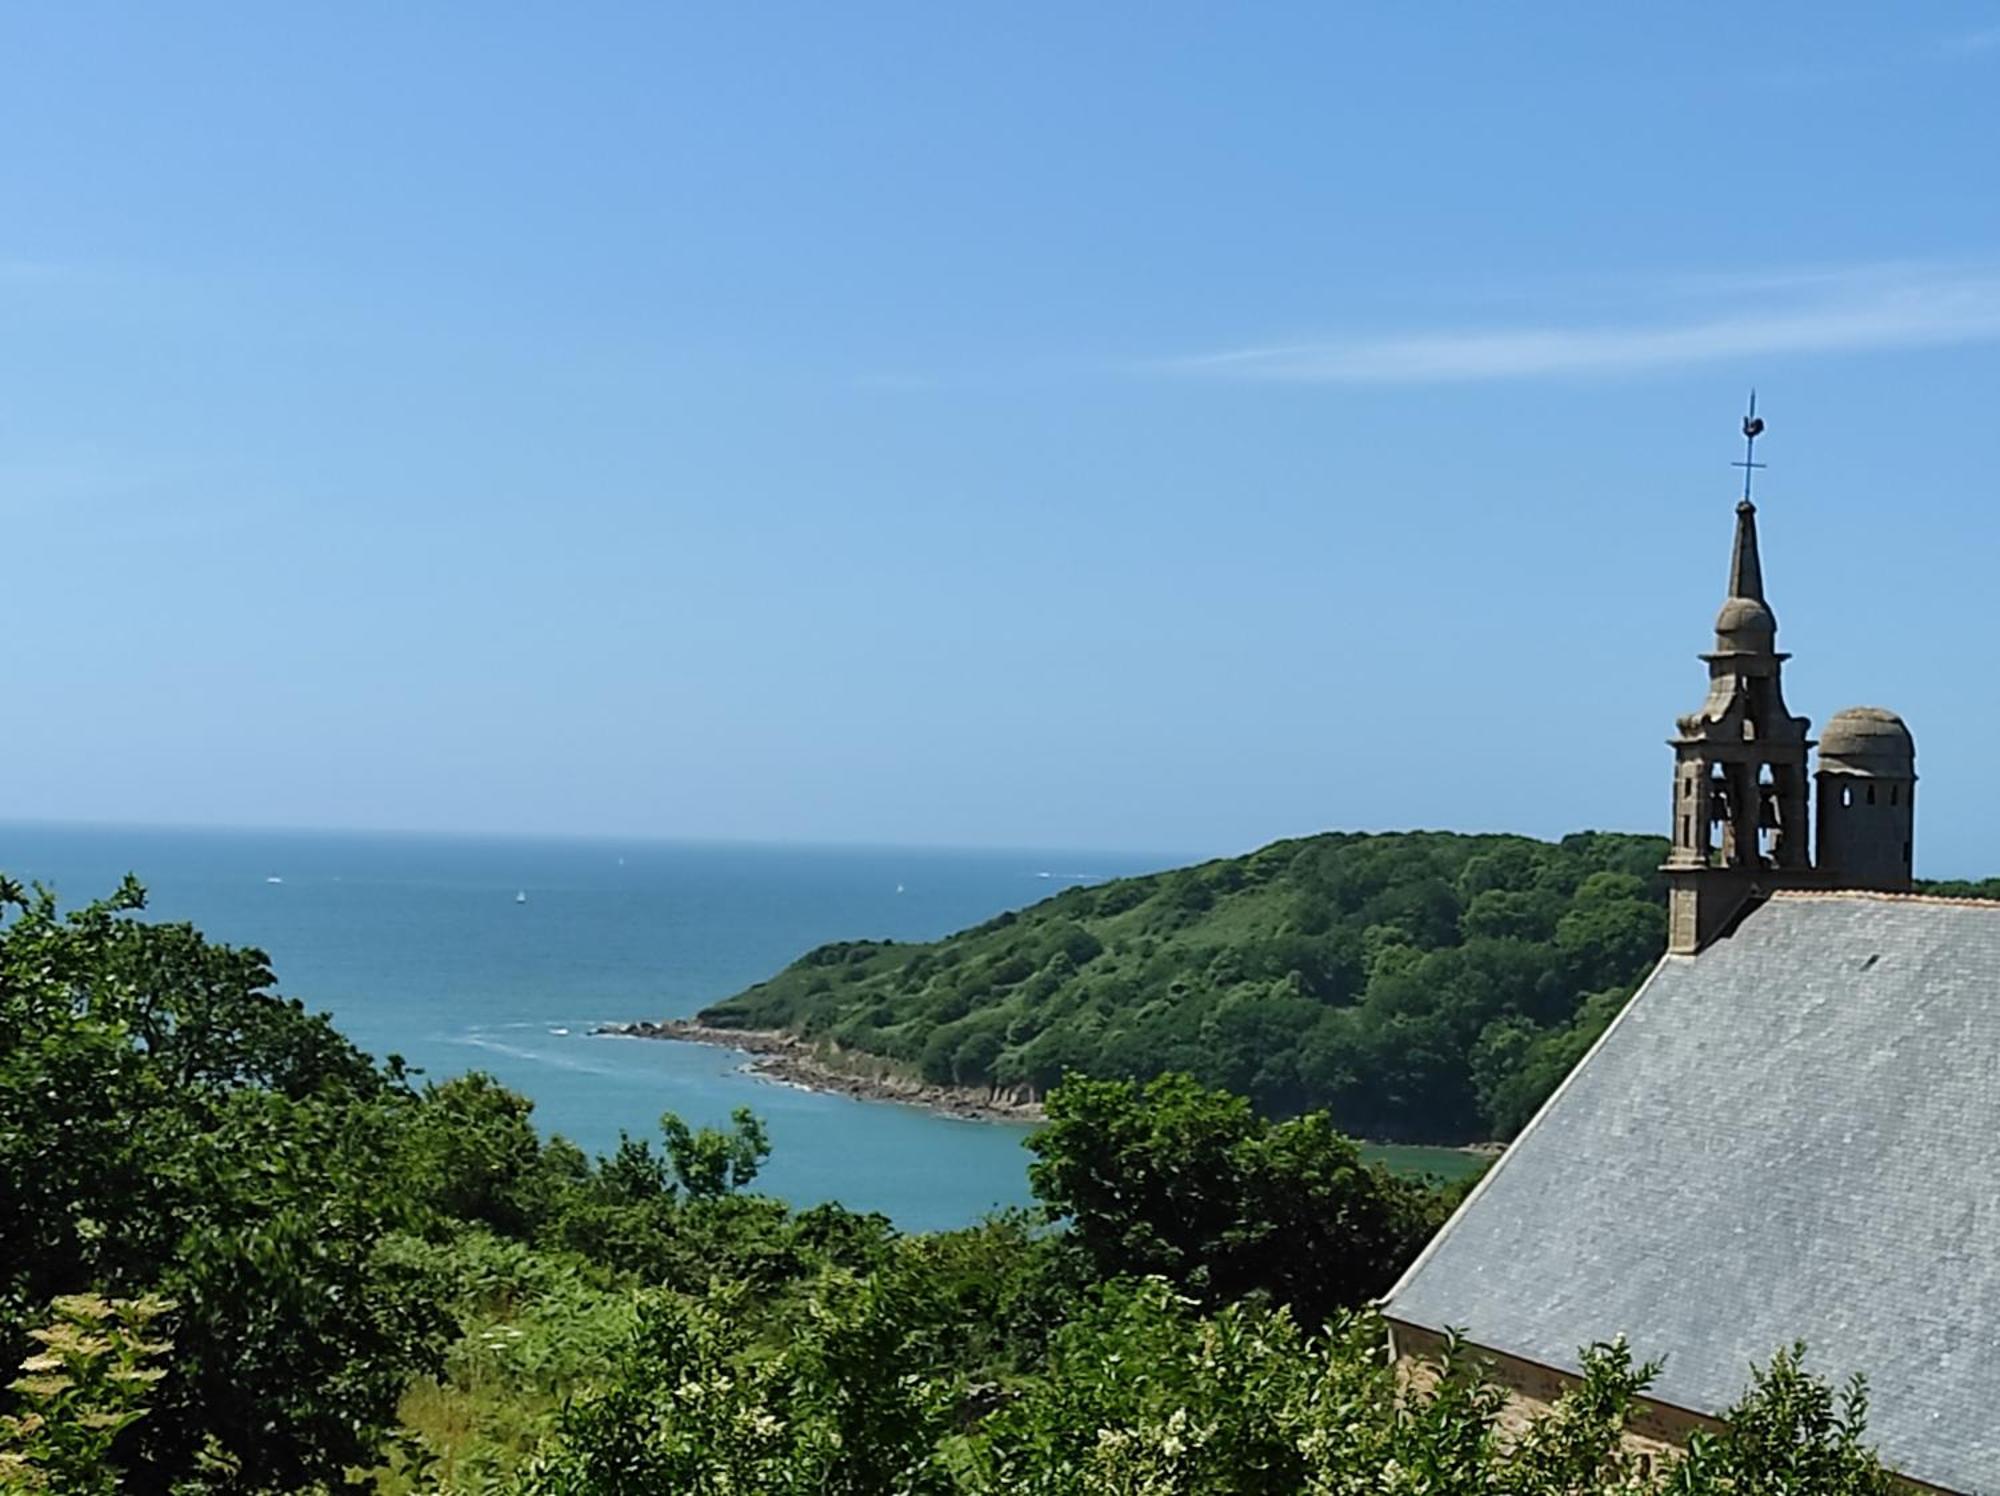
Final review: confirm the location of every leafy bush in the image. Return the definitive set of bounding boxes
[1028,1073,1446,1327]
[0,1293,173,1494]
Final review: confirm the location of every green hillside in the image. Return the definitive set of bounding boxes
[701,830,1671,1143]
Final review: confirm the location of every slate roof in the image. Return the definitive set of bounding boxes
[1383,892,2000,1495]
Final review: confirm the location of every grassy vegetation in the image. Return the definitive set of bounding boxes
[1363,1141,1491,1183]
[373,1234,642,1490]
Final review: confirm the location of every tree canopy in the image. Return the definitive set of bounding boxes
[703,830,1671,1141]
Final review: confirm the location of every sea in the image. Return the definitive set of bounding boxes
[3,823,1484,1228]
[0,822,1173,1230]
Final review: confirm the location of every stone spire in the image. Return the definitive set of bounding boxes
[1727,498,1764,602]
[1712,500,1778,656]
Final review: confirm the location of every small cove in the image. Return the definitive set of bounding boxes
[0,822,1485,1226]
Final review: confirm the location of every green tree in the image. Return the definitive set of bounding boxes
[663,1106,772,1199]
[396,1072,561,1234]
[0,878,447,1490]
[1556,873,1666,991]
[1027,1073,1442,1326]
[1672,1345,1897,1494]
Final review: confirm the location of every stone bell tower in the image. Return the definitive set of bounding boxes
[1662,495,1816,954]
[1659,404,1925,951]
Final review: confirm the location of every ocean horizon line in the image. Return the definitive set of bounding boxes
[0,814,1197,867]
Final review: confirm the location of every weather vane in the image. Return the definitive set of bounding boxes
[1732,390,1767,506]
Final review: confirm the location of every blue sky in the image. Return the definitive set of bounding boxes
[4,5,1999,871]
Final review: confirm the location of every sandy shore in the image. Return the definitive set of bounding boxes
[596,1018,1047,1124]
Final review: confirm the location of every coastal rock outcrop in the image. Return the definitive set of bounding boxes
[596,1019,1046,1123]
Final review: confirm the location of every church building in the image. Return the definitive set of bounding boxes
[1381,457,1998,1493]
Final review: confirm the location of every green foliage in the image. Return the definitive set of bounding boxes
[0,876,450,1490]
[962,1287,1661,1493]
[703,830,1669,1141]
[149,1089,452,1488]
[395,1072,566,1235]
[1671,1345,1897,1494]
[381,1232,643,1488]
[963,1281,1388,1495]
[663,1106,771,1198]
[542,1112,892,1295]
[880,1212,1090,1380]
[514,1288,810,1494]
[0,1293,173,1494]
[1027,1073,1444,1326]
[515,1272,1899,1494]
[0,872,914,1489]
[0,872,1911,1494]
[1917,875,2000,899]
[516,1277,957,1496]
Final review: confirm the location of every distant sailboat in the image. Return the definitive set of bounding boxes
[514,890,528,904]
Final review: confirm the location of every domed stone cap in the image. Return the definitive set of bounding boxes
[1714,594,1777,649]
[1819,706,1915,775]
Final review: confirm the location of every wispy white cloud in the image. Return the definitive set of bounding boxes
[1164,265,2000,384]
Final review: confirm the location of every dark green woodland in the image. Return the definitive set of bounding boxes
[703,830,1673,1141]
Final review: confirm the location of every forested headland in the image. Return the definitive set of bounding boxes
[699,830,2000,1144]
[0,870,1905,1491]
[700,830,1672,1142]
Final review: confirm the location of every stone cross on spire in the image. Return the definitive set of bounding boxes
[1726,392,1768,602]
[1732,389,1767,506]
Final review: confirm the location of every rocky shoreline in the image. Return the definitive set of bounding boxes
[597,1020,1504,1157]
[597,1019,1047,1124]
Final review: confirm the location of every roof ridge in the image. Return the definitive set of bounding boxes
[1766,888,2000,910]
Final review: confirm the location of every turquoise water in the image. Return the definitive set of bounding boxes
[0,823,1170,1230]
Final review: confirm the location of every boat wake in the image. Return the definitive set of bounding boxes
[456,1030,620,1077]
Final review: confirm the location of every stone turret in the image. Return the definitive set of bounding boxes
[1815,707,1916,891]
